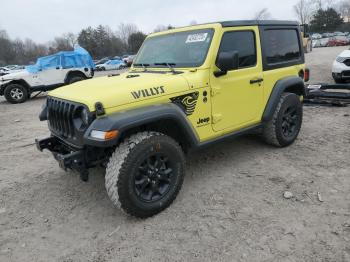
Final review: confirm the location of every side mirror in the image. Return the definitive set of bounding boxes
[214,51,239,77]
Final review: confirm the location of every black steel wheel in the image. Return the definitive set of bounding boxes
[135,154,175,202]
[281,106,299,139]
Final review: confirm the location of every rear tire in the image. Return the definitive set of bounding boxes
[105,132,185,218]
[68,76,85,84]
[4,84,28,104]
[262,93,303,147]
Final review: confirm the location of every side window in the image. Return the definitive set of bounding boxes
[264,29,301,64]
[40,56,60,70]
[217,31,257,69]
[62,56,76,68]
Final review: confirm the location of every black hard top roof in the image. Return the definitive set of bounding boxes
[220,20,299,27]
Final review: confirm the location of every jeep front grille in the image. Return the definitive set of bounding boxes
[47,97,76,138]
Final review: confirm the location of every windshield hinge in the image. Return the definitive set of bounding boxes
[211,87,221,97]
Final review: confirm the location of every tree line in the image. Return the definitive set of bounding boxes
[293,0,350,32]
[0,23,148,66]
[1,0,349,66]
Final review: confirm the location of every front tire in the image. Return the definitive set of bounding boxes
[105,132,185,218]
[263,93,303,147]
[4,84,28,104]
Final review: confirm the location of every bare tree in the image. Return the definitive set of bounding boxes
[336,0,350,22]
[294,0,315,24]
[117,23,138,45]
[254,8,272,20]
[315,0,336,10]
[63,33,77,48]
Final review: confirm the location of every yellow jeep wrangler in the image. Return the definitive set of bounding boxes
[36,20,308,218]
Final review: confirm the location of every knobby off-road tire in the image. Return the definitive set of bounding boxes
[105,132,185,218]
[4,84,28,104]
[263,92,303,147]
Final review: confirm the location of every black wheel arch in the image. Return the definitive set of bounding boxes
[83,103,199,151]
[64,70,87,84]
[262,76,305,122]
[1,79,30,95]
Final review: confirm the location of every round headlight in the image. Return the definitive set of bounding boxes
[80,108,89,126]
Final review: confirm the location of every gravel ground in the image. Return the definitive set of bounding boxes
[0,46,349,262]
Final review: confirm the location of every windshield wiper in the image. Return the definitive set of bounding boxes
[154,62,176,74]
[133,63,150,71]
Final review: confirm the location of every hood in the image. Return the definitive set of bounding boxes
[49,71,191,111]
[0,70,29,81]
[338,50,350,58]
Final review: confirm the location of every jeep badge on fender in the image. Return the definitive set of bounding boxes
[36,20,306,218]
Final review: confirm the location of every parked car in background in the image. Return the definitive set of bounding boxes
[95,59,126,71]
[0,47,95,103]
[332,49,350,83]
[312,38,330,48]
[125,55,135,67]
[0,67,10,76]
[334,31,346,36]
[312,33,322,40]
[4,65,19,70]
[95,57,111,65]
[120,55,130,64]
[322,32,334,38]
[328,36,349,46]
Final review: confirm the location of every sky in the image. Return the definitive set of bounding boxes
[0,0,300,43]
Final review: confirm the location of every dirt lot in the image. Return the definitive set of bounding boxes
[0,46,349,262]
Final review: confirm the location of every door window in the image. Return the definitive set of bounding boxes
[216,31,257,69]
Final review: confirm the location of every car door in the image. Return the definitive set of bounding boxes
[210,27,264,132]
[37,55,65,86]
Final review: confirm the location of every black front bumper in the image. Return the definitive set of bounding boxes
[35,136,89,181]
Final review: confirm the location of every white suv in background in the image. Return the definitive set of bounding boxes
[0,47,95,103]
[95,59,126,71]
[332,49,350,83]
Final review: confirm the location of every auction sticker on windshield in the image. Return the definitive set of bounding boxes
[186,33,208,43]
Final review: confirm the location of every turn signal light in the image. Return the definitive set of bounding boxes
[90,130,119,140]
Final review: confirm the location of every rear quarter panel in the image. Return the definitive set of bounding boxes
[262,64,305,111]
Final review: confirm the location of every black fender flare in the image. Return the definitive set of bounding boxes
[0,79,31,95]
[64,70,87,83]
[262,76,305,122]
[83,103,199,147]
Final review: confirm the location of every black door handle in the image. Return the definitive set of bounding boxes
[250,78,264,84]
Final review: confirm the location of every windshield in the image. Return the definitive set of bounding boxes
[134,29,214,68]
